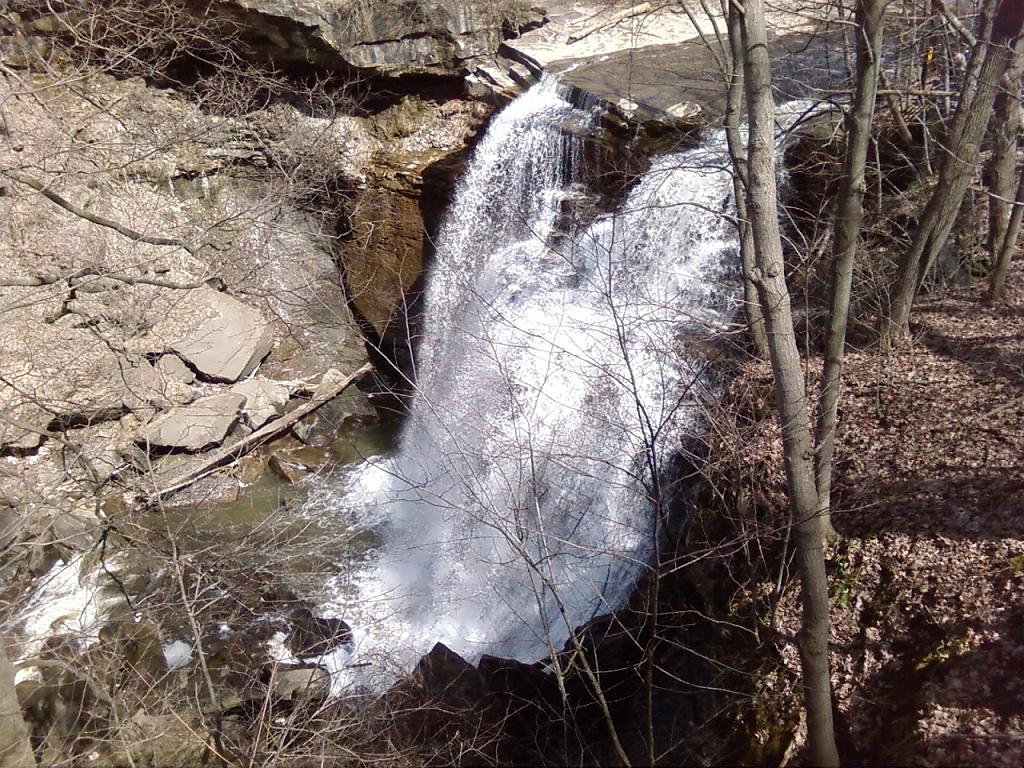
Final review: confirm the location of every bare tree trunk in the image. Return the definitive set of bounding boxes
[985,37,1024,259]
[988,162,1024,301]
[737,1,839,764]
[724,0,770,359]
[882,0,1024,346]
[0,643,35,768]
[815,0,886,534]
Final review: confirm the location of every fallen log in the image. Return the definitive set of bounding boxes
[139,363,373,503]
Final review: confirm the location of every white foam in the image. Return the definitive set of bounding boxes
[15,556,119,662]
[161,639,194,670]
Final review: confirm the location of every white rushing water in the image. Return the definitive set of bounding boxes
[310,79,820,690]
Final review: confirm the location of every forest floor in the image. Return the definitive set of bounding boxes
[827,265,1024,766]
[730,264,1024,765]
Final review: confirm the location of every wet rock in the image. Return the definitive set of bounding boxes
[477,654,555,703]
[171,290,274,383]
[287,608,352,657]
[268,446,328,483]
[466,67,517,104]
[342,185,427,340]
[292,377,376,447]
[230,378,289,428]
[231,452,267,485]
[267,454,309,484]
[271,664,331,701]
[290,411,329,448]
[139,392,246,452]
[383,642,491,756]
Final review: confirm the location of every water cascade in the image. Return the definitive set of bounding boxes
[312,78,813,688]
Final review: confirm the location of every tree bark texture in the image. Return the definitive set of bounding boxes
[737,1,840,764]
[985,36,1024,259]
[883,0,1024,345]
[988,161,1024,301]
[724,0,770,360]
[815,0,885,531]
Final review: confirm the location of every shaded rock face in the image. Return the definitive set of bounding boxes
[336,98,488,399]
[286,607,352,657]
[214,0,545,77]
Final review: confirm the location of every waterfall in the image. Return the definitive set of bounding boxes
[313,77,815,688]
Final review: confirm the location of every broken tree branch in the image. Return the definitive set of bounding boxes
[2,168,201,256]
[929,0,978,47]
[0,264,221,290]
[140,363,373,502]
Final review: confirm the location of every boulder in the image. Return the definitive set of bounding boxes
[0,410,46,453]
[287,607,352,657]
[155,354,195,384]
[230,378,289,428]
[268,446,328,483]
[291,371,376,447]
[272,664,331,701]
[122,358,176,410]
[171,290,274,383]
[139,392,246,452]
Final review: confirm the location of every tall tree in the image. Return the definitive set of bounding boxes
[734,0,839,763]
[724,0,770,360]
[988,162,1024,301]
[984,36,1024,259]
[882,0,1024,345]
[815,0,886,534]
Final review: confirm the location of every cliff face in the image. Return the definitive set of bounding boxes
[210,0,545,77]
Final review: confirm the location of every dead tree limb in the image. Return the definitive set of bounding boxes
[140,363,373,502]
[929,0,978,47]
[0,265,219,290]
[2,169,200,256]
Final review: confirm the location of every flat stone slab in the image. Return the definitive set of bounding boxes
[555,29,846,129]
[172,290,274,383]
[230,378,289,428]
[140,392,246,452]
[501,1,813,74]
[501,1,719,74]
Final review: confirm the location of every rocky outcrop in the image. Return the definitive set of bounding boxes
[213,0,546,77]
[0,64,381,604]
